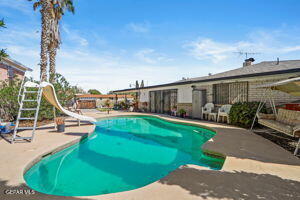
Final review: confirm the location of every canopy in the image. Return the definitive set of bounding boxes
[256,77,300,97]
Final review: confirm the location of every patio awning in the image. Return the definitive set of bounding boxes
[256,77,300,97]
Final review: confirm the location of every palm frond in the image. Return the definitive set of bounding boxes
[58,0,75,15]
[66,0,75,14]
[0,49,8,61]
[0,19,6,28]
[33,1,42,10]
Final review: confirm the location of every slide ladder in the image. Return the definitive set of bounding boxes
[12,82,43,143]
[11,80,96,143]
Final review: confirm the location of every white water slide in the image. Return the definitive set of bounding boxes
[24,81,97,123]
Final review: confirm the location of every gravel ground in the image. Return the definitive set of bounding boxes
[253,127,299,158]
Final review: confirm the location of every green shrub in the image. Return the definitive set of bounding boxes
[178,108,186,115]
[0,73,78,122]
[0,79,20,121]
[88,89,101,95]
[119,100,129,109]
[229,102,267,128]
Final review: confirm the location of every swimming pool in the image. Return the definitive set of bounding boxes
[24,115,225,196]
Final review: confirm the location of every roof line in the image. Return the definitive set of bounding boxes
[113,68,300,93]
[1,57,33,72]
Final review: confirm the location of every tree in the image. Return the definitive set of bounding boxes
[0,19,8,61]
[29,0,74,82]
[140,80,144,88]
[73,86,86,94]
[48,21,59,83]
[88,89,102,95]
[48,0,74,83]
[135,80,139,88]
[29,0,52,81]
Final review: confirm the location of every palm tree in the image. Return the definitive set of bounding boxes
[48,16,60,83]
[48,0,74,83]
[29,0,52,81]
[29,0,74,82]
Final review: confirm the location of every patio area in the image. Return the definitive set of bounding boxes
[0,109,299,200]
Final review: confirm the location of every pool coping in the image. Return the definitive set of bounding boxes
[22,114,226,177]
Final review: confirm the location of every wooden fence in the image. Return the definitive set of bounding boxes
[77,100,96,109]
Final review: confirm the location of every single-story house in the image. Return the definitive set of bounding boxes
[0,57,32,82]
[75,94,134,109]
[113,59,300,118]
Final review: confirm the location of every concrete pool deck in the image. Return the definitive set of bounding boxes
[0,109,299,200]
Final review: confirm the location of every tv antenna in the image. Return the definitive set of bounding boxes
[234,51,261,59]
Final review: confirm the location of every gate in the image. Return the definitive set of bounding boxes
[192,89,206,119]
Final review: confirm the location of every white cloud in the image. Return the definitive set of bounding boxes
[281,46,300,53]
[58,62,183,93]
[62,25,89,47]
[135,48,172,64]
[186,39,237,62]
[135,48,156,63]
[6,45,39,57]
[0,0,32,15]
[0,29,40,45]
[186,30,300,63]
[126,22,149,33]
[58,48,119,67]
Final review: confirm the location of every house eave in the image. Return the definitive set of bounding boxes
[1,57,33,72]
[113,68,300,93]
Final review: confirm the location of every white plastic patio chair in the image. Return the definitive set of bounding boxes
[217,104,232,124]
[201,103,214,120]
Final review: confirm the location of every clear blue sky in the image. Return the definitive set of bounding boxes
[1,0,300,93]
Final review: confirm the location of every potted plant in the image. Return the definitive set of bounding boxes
[142,102,148,112]
[55,117,65,132]
[119,101,126,110]
[178,108,187,118]
[104,99,111,114]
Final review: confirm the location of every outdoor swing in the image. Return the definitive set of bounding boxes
[251,77,300,156]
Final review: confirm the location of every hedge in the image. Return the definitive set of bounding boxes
[229,102,267,128]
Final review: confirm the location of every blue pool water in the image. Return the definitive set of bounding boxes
[24,116,224,196]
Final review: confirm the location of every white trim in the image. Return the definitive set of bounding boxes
[0,57,32,72]
[1,61,27,73]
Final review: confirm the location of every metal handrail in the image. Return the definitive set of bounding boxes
[17,72,27,105]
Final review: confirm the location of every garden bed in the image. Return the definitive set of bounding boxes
[253,128,299,157]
